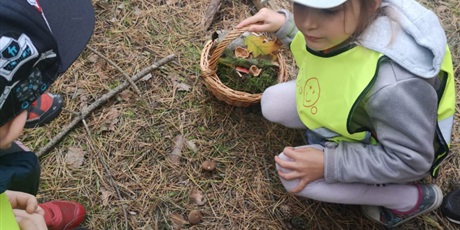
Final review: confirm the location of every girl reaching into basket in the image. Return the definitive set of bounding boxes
[236,0,456,228]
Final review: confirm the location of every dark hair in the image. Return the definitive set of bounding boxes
[353,0,400,46]
[350,0,385,39]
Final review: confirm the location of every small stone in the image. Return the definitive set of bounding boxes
[188,210,202,225]
[201,160,216,172]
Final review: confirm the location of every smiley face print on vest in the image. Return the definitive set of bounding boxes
[299,77,320,115]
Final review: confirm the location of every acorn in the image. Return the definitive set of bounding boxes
[201,160,216,172]
[188,210,202,225]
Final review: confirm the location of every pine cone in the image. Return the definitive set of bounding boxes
[278,204,292,220]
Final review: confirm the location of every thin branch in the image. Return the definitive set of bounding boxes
[202,0,221,31]
[86,45,143,96]
[36,54,177,157]
[81,119,129,230]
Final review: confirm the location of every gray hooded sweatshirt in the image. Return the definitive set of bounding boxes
[274,0,451,184]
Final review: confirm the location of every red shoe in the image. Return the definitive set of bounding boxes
[25,92,63,128]
[38,200,86,230]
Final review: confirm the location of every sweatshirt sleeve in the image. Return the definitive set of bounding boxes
[323,62,438,184]
[274,9,298,46]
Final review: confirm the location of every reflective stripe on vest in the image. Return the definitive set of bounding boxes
[290,32,456,178]
[430,46,456,177]
[0,193,20,230]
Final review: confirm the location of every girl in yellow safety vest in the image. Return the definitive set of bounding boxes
[237,0,456,228]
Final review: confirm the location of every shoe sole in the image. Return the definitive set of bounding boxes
[24,97,63,128]
[24,105,62,128]
[362,185,444,228]
[446,217,460,225]
[391,185,443,227]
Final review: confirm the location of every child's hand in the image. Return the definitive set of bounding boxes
[5,190,44,215]
[13,209,48,230]
[236,8,286,33]
[275,146,325,193]
[5,190,47,230]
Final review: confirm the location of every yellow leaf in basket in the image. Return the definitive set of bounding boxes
[244,35,282,58]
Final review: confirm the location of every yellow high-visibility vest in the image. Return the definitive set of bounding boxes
[291,32,456,177]
[0,192,20,230]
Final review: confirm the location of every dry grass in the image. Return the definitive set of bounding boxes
[20,0,460,229]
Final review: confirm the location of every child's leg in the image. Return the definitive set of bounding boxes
[6,152,40,196]
[0,142,40,195]
[276,151,419,212]
[261,80,306,129]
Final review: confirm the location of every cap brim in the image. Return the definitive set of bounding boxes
[39,0,95,73]
[291,0,347,9]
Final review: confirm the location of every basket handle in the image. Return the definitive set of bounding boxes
[207,27,250,72]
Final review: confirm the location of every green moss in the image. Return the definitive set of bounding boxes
[217,64,278,94]
[215,47,280,94]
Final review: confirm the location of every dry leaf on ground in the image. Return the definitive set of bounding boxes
[100,187,113,207]
[170,213,188,226]
[65,147,86,168]
[173,81,192,92]
[189,188,206,206]
[185,140,198,152]
[168,134,186,164]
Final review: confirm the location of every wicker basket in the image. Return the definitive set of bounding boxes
[200,27,289,107]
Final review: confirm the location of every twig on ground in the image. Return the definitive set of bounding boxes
[86,45,142,96]
[62,108,80,116]
[36,54,177,157]
[81,119,129,230]
[203,0,221,31]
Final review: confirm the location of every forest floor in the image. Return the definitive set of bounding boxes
[22,0,460,229]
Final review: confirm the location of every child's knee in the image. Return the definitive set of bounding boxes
[261,86,282,122]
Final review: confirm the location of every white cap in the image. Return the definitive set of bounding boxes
[292,0,347,9]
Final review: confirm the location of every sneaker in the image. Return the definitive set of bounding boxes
[25,92,63,128]
[441,188,460,224]
[361,184,443,228]
[38,200,86,230]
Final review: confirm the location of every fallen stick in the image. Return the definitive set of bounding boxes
[81,119,130,230]
[86,45,143,97]
[202,0,221,31]
[36,54,177,157]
